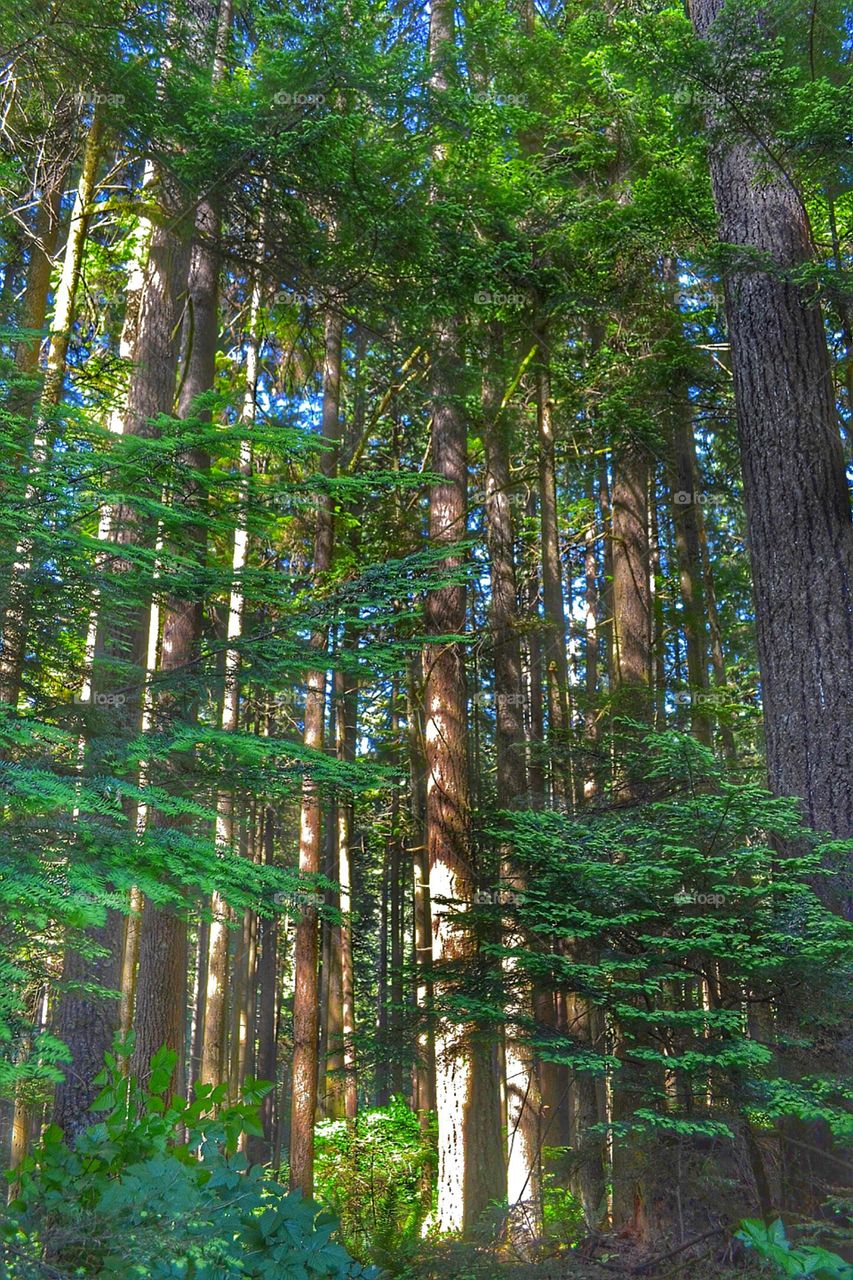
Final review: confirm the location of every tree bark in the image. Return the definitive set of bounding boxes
[483,358,542,1237]
[52,172,193,1137]
[289,306,342,1197]
[248,805,279,1163]
[690,0,853,911]
[131,167,224,1089]
[611,442,652,728]
[0,114,102,703]
[535,348,572,805]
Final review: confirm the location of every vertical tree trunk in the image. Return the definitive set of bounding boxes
[422,0,504,1231]
[7,174,65,412]
[611,443,652,728]
[389,682,405,1099]
[408,658,435,1121]
[609,440,652,1231]
[690,0,853,908]
[52,174,193,1137]
[523,490,546,803]
[663,260,715,747]
[248,804,279,1163]
[327,658,357,1121]
[535,347,572,805]
[669,410,713,745]
[189,916,210,1091]
[483,361,542,1238]
[376,838,390,1107]
[694,483,736,761]
[583,475,602,798]
[0,113,102,704]
[289,306,342,1197]
[648,473,666,728]
[131,158,225,1088]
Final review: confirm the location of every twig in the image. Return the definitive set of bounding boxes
[0,1238,69,1279]
[630,1224,729,1274]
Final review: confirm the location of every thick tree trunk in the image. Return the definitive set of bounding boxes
[422,0,504,1232]
[131,180,223,1087]
[52,179,193,1136]
[690,0,853,911]
[426,321,505,1228]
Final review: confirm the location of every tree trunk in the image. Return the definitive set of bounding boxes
[611,443,652,727]
[609,440,652,1230]
[425,318,505,1234]
[248,805,279,1163]
[483,359,542,1238]
[535,347,572,805]
[52,170,193,1137]
[289,306,342,1197]
[408,658,435,1121]
[583,475,602,797]
[0,114,102,704]
[523,489,546,804]
[131,159,225,1089]
[691,0,853,910]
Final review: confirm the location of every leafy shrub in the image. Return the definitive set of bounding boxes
[736,1218,853,1279]
[540,1165,586,1244]
[315,1099,436,1267]
[1,1043,375,1279]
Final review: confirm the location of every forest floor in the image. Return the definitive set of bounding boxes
[396,1232,751,1280]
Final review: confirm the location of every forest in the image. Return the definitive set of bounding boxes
[0,0,851,1275]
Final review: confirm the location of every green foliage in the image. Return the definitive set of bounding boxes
[315,1100,435,1267]
[2,1045,376,1279]
[736,1218,853,1279]
[540,1168,585,1245]
[481,735,852,1155]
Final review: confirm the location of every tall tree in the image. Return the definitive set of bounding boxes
[289,306,343,1197]
[690,0,853,912]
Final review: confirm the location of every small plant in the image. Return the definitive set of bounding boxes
[736,1218,853,1279]
[2,1041,374,1279]
[541,1166,586,1245]
[315,1098,436,1267]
